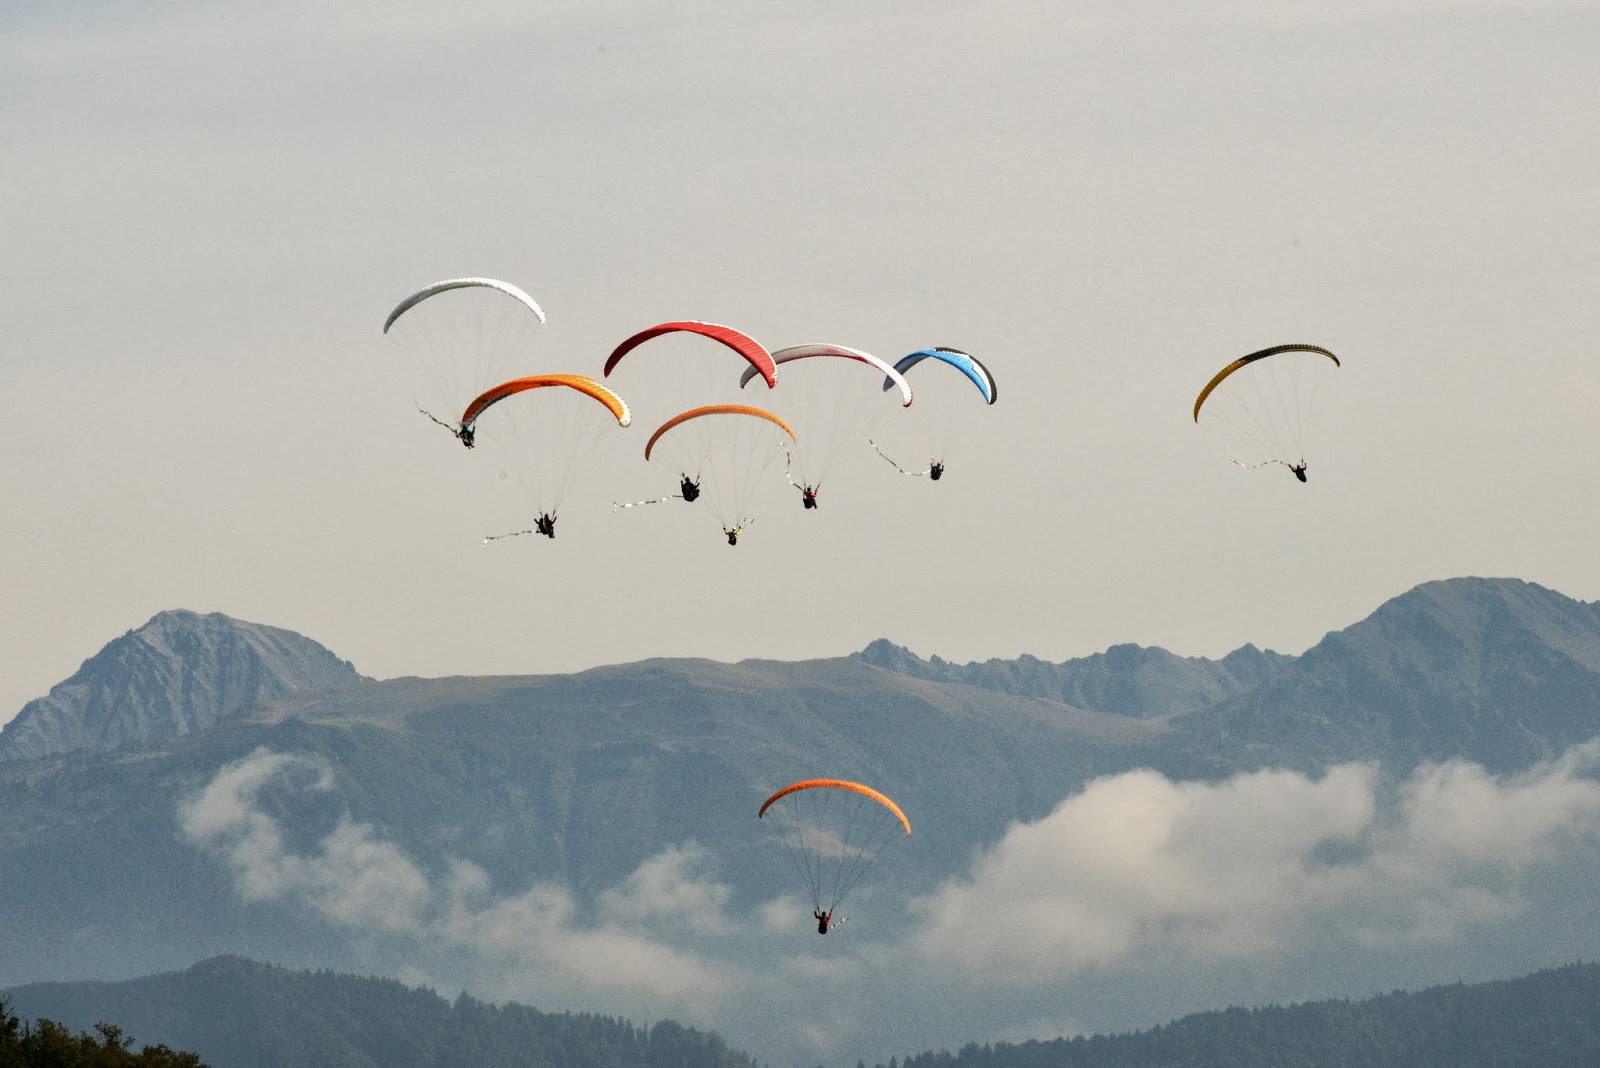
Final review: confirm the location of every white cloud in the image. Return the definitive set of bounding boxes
[598,843,734,934]
[912,764,1377,974]
[180,749,431,929]
[1397,745,1600,865]
[912,747,1600,982]
[180,748,738,1007]
[180,743,1600,1066]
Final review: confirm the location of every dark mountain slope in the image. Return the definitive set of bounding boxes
[9,956,1599,1068]
[3,955,756,1068]
[0,610,367,762]
[876,961,1600,1068]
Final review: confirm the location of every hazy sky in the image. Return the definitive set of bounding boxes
[5,1,1599,721]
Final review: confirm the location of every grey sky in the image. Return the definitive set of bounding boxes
[5,0,1599,724]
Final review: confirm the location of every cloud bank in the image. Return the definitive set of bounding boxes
[916,748,1600,976]
[181,744,1600,1064]
[179,749,739,1008]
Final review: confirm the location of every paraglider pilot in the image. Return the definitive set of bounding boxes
[679,475,701,502]
[724,527,741,547]
[534,513,556,539]
[928,461,944,481]
[457,425,476,449]
[814,910,832,934]
[1291,462,1307,483]
[800,485,819,509]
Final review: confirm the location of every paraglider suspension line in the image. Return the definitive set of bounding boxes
[482,529,537,543]
[869,438,931,478]
[1229,457,1307,477]
[769,792,903,916]
[419,407,461,435]
[770,812,827,914]
[826,796,900,913]
[613,494,688,511]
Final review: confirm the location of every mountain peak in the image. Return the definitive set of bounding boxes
[1174,576,1600,773]
[0,610,369,762]
[1310,576,1600,674]
[855,638,928,673]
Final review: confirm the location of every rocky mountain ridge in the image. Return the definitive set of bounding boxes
[854,636,1291,719]
[858,577,1600,774]
[0,610,367,762]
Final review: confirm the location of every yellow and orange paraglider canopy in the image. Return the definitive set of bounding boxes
[461,374,631,432]
[1192,343,1339,423]
[758,778,911,920]
[758,778,912,835]
[644,404,795,462]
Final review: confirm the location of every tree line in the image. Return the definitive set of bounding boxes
[864,962,1600,1068]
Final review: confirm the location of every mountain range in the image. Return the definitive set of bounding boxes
[857,576,1600,774]
[2,576,1598,1064]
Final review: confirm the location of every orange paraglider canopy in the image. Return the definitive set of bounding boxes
[759,778,911,835]
[461,374,631,432]
[1192,343,1339,423]
[644,404,795,461]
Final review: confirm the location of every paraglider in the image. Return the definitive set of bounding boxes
[1192,343,1340,481]
[605,321,778,391]
[460,374,631,436]
[758,778,911,929]
[887,347,996,404]
[384,277,547,335]
[623,404,796,544]
[869,347,995,480]
[383,277,548,443]
[461,374,632,543]
[737,343,912,511]
[642,404,795,463]
[603,321,784,525]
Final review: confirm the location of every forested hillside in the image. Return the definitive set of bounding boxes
[0,1001,205,1066]
[869,962,1600,1068]
[12,958,1600,1068]
[5,956,755,1068]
